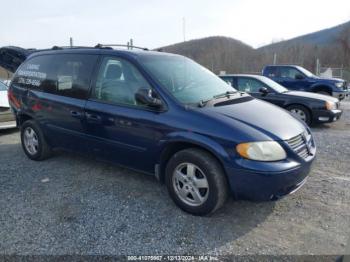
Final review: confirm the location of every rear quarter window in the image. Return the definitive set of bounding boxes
[12,54,98,99]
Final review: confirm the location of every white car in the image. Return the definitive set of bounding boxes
[0,81,16,130]
[3,79,11,86]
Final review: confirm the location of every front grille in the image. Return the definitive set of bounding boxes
[286,133,311,159]
[343,81,348,90]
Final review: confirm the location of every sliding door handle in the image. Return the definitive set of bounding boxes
[70,111,83,119]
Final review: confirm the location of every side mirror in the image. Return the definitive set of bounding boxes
[135,88,163,108]
[295,74,304,80]
[259,87,269,96]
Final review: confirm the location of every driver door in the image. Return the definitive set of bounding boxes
[83,56,161,173]
[276,67,308,91]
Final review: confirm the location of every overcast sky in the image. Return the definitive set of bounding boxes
[1,0,350,49]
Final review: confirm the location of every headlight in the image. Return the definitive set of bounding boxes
[325,101,336,110]
[236,141,287,161]
[335,82,343,88]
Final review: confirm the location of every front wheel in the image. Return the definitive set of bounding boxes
[165,148,228,216]
[286,105,312,126]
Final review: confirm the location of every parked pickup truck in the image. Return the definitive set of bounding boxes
[262,65,348,100]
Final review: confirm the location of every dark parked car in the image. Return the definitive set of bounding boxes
[1,46,316,215]
[0,80,16,130]
[220,74,342,125]
[262,65,348,100]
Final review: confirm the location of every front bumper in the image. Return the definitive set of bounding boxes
[0,108,16,130]
[0,120,17,130]
[313,109,342,123]
[225,156,314,201]
[332,90,349,100]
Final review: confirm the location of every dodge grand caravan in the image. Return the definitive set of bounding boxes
[3,46,316,215]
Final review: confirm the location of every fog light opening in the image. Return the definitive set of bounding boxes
[318,117,329,122]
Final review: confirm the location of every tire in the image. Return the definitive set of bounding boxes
[165,148,228,216]
[21,120,51,161]
[286,104,312,126]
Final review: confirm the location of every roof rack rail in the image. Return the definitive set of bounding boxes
[51,46,94,50]
[94,44,149,51]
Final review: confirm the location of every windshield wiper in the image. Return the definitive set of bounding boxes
[213,90,238,99]
[198,91,238,107]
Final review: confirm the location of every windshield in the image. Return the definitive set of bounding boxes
[296,66,315,78]
[140,55,235,104]
[259,76,288,93]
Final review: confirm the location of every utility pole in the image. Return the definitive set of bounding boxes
[130,38,133,50]
[273,53,277,65]
[69,37,73,47]
[182,17,186,42]
[315,58,320,75]
[341,64,343,79]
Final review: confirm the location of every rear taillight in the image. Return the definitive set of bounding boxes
[7,88,21,108]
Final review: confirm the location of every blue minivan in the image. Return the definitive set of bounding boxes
[2,46,316,215]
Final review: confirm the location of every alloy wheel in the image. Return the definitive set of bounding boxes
[23,127,39,155]
[172,163,209,207]
[290,108,307,122]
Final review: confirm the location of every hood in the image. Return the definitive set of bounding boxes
[0,91,9,108]
[285,91,339,102]
[0,46,35,73]
[311,76,344,84]
[202,98,306,141]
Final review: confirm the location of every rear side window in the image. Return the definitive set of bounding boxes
[220,77,234,87]
[264,66,278,78]
[13,54,97,99]
[237,78,264,93]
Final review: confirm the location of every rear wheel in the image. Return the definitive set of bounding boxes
[286,105,312,126]
[165,148,228,216]
[21,120,51,160]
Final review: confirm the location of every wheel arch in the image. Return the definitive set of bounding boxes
[17,113,34,126]
[311,84,333,95]
[285,103,313,124]
[156,136,230,184]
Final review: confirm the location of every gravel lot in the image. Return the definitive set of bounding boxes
[0,100,349,256]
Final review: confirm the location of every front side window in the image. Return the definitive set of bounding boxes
[140,55,234,105]
[237,78,264,93]
[13,54,97,99]
[92,57,152,107]
[259,76,288,93]
[295,66,315,77]
[279,67,303,79]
